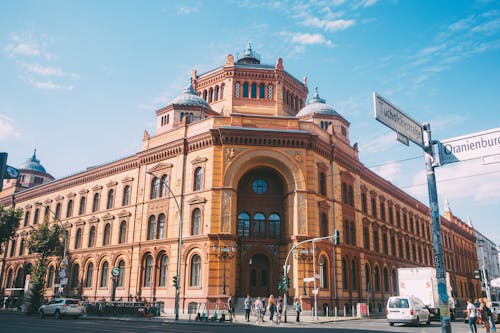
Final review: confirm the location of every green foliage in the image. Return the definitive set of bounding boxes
[26,220,64,259]
[0,205,22,252]
[27,259,47,314]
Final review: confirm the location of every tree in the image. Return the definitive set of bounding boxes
[0,205,22,253]
[26,220,63,314]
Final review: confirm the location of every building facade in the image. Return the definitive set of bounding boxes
[1,44,481,314]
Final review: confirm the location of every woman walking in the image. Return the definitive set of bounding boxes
[467,299,478,333]
[268,294,276,322]
[254,297,263,325]
[294,297,302,323]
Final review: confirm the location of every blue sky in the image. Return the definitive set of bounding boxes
[1,0,499,245]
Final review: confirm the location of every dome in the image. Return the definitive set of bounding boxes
[168,84,210,108]
[19,150,47,173]
[236,41,261,64]
[296,87,340,118]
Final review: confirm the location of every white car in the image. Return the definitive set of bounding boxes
[386,296,431,326]
[38,298,85,319]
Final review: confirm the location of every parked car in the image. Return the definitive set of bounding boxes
[39,298,85,319]
[386,296,431,326]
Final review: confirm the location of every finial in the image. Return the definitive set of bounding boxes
[245,41,252,56]
[314,87,319,97]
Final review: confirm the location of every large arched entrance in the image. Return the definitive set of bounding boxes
[236,166,287,297]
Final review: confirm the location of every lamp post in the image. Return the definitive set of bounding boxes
[146,171,183,320]
[295,248,312,296]
[212,244,237,295]
[478,239,492,301]
[34,202,67,296]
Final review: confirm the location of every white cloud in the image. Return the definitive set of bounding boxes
[27,79,74,91]
[177,3,201,15]
[20,63,78,78]
[304,16,355,32]
[0,115,20,140]
[280,32,333,47]
[372,161,402,182]
[360,132,397,153]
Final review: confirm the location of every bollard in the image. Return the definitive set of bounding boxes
[343,306,346,318]
[335,306,337,318]
[326,305,329,317]
[352,305,355,317]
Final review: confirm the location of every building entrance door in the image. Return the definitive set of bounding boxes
[248,254,270,298]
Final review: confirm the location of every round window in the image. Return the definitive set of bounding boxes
[252,179,268,194]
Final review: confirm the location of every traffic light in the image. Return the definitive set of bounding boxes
[173,275,179,288]
[334,229,340,245]
[0,153,7,192]
[474,269,482,280]
[282,276,290,289]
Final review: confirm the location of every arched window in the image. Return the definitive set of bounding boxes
[92,193,100,212]
[75,228,82,249]
[237,212,250,238]
[251,83,257,98]
[215,85,220,101]
[190,254,201,287]
[269,213,280,240]
[106,189,114,209]
[319,172,327,195]
[243,82,249,98]
[193,167,203,191]
[320,213,328,237]
[342,258,348,289]
[119,221,127,244]
[46,265,55,288]
[191,208,201,235]
[79,196,86,215]
[158,255,168,287]
[374,266,380,291]
[33,208,39,225]
[117,260,125,287]
[19,239,25,256]
[158,214,166,239]
[147,215,156,240]
[103,223,111,246]
[391,268,398,294]
[259,83,265,99]
[383,267,389,292]
[150,177,159,199]
[143,255,153,287]
[365,264,371,292]
[351,259,357,290]
[55,203,61,219]
[320,256,328,288]
[85,262,93,288]
[71,263,79,288]
[88,226,96,248]
[24,211,30,227]
[160,175,169,198]
[253,213,265,239]
[66,199,73,218]
[6,269,13,288]
[100,261,108,288]
[44,205,50,220]
[122,185,130,206]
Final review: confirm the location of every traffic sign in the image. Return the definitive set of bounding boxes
[438,127,500,165]
[111,267,120,277]
[303,277,315,282]
[5,165,19,179]
[373,92,424,148]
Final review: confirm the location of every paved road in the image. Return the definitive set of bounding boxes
[0,311,476,333]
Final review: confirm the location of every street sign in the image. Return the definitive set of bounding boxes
[373,92,424,148]
[111,267,120,277]
[303,277,315,282]
[438,127,500,165]
[5,165,19,179]
[60,278,68,285]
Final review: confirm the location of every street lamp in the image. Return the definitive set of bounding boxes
[34,202,67,296]
[146,171,183,320]
[295,248,312,296]
[478,239,492,301]
[212,243,237,295]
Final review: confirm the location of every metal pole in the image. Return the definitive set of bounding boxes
[422,123,451,333]
[312,239,318,320]
[146,171,183,320]
[479,240,492,300]
[222,255,226,295]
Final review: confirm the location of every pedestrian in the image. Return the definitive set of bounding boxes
[294,297,302,322]
[244,294,252,322]
[227,294,236,322]
[268,294,276,322]
[480,298,492,333]
[276,296,283,324]
[467,299,478,333]
[254,297,263,324]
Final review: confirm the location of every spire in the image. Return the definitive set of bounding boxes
[309,87,326,104]
[467,216,473,227]
[236,41,260,64]
[444,198,450,212]
[245,41,253,56]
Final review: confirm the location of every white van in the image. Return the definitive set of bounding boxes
[386,296,430,326]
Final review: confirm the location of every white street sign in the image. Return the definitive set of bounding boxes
[373,92,424,148]
[438,127,500,165]
[304,277,315,283]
